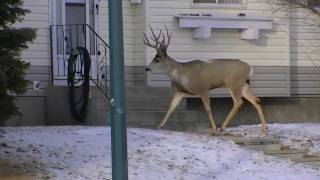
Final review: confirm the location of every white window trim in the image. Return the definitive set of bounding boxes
[191,0,247,9]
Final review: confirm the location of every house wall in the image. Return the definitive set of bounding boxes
[289,8,320,96]
[17,0,51,67]
[100,0,146,85]
[100,0,145,66]
[13,0,51,96]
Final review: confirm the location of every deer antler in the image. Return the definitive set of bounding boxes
[143,25,172,52]
[143,25,162,51]
[160,25,172,51]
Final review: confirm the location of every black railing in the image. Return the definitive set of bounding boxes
[50,24,109,99]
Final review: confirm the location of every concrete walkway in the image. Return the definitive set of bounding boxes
[220,134,320,167]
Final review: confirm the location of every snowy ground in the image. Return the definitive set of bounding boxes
[0,125,319,180]
[226,123,320,155]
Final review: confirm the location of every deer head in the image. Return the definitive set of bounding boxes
[144,25,172,72]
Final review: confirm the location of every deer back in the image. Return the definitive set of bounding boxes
[170,59,251,94]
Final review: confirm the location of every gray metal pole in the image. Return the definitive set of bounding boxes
[108,0,128,179]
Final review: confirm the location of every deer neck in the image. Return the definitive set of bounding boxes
[163,56,182,81]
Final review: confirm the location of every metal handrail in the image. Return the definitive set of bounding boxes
[50,24,110,99]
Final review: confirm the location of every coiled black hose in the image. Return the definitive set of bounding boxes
[67,47,91,121]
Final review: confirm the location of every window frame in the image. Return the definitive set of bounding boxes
[191,0,247,9]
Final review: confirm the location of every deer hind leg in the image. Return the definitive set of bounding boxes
[200,93,217,135]
[158,91,185,129]
[241,84,268,135]
[221,88,243,131]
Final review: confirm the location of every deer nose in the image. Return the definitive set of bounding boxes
[145,67,152,71]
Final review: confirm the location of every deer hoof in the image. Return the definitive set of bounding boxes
[260,126,268,136]
[209,128,219,136]
[157,125,164,130]
[217,128,225,133]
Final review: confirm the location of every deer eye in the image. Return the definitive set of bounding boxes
[155,59,160,62]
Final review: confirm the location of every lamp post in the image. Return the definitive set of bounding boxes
[108,0,128,179]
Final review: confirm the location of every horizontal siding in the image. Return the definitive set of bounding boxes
[100,0,144,66]
[103,66,147,86]
[25,66,51,91]
[149,66,290,97]
[146,0,289,66]
[289,8,320,96]
[291,67,320,96]
[15,0,50,66]
[290,8,320,67]
[132,1,146,67]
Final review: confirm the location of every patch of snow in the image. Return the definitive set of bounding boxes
[0,126,319,180]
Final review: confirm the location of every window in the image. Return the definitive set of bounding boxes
[193,0,245,8]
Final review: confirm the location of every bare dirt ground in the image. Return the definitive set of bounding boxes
[0,162,33,180]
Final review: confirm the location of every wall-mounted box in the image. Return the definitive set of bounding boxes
[131,0,142,4]
[175,13,273,40]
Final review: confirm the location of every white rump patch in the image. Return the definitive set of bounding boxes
[249,67,254,77]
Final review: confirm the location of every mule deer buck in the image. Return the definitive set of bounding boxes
[143,26,268,135]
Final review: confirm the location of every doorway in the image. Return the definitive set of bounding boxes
[51,0,100,85]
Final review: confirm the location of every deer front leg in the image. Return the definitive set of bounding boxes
[158,91,185,129]
[200,93,217,135]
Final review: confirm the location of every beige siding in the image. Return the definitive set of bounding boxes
[289,8,320,96]
[145,0,291,96]
[145,0,290,65]
[289,8,320,67]
[15,0,50,66]
[99,0,145,66]
[132,3,146,66]
[18,0,143,66]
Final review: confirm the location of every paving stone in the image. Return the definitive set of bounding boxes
[221,134,320,167]
[220,135,279,145]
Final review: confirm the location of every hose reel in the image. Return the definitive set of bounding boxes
[67,47,91,121]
